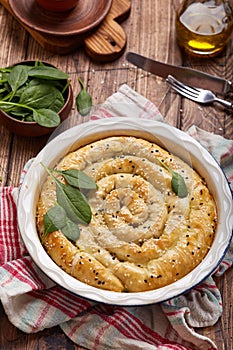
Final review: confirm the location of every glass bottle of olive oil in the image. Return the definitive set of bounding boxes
[176,0,233,57]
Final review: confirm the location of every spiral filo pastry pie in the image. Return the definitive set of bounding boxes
[36,136,217,292]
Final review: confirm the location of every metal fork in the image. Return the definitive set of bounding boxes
[167,75,233,109]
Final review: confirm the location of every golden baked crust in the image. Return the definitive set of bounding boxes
[36,136,217,292]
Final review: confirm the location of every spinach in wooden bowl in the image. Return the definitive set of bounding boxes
[0,61,73,136]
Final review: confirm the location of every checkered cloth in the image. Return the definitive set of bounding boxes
[0,85,232,350]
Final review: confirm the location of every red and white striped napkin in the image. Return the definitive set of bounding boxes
[0,84,232,350]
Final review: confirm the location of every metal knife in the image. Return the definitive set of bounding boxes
[126,52,233,95]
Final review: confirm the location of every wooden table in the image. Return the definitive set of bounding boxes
[0,1,232,349]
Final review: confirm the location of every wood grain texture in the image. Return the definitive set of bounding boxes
[0,0,232,349]
[84,0,131,61]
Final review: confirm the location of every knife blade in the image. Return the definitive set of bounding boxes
[126,52,233,95]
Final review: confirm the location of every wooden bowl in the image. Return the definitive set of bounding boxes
[35,0,79,12]
[9,0,112,36]
[0,61,73,137]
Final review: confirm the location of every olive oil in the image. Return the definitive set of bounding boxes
[176,0,233,57]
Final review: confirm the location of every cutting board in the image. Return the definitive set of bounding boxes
[0,0,131,61]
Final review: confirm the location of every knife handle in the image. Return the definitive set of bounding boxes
[225,80,233,95]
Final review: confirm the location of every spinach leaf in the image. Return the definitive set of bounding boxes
[33,109,60,127]
[43,205,67,234]
[158,158,188,198]
[170,171,188,198]
[41,164,99,243]
[54,169,97,189]
[24,114,35,122]
[28,66,69,80]
[0,101,16,111]
[0,87,7,94]
[8,65,28,93]
[28,77,65,92]
[49,89,64,112]
[22,80,64,112]
[76,78,92,116]
[42,164,93,225]
[19,84,58,109]
[60,218,80,241]
[0,68,11,73]
[56,181,92,224]
[0,100,60,127]
[9,107,30,118]
[42,205,80,243]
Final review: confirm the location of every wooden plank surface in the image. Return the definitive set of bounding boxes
[0,0,232,349]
